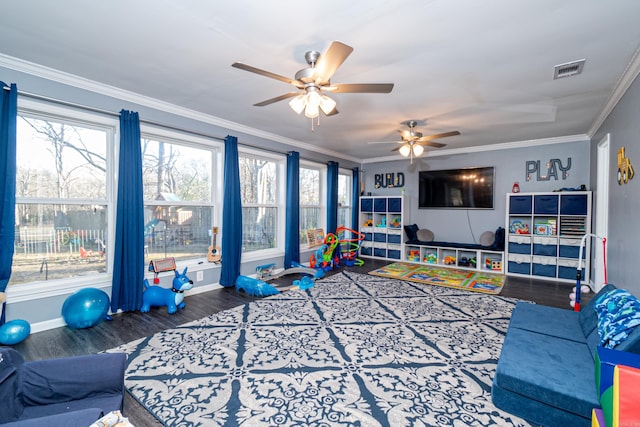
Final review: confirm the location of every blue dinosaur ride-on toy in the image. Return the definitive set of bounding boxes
[140,267,194,314]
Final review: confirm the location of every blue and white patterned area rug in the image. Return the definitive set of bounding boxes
[110,271,531,426]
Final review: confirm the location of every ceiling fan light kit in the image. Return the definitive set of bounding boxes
[288,86,337,119]
[232,41,393,125]
[288,94,306,114]
[383,120,460,162]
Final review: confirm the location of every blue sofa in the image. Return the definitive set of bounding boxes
[492,284,640,426]
[0,347,126,426]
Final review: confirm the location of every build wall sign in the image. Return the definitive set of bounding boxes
[526,158,571,181]
[374,172,405,188]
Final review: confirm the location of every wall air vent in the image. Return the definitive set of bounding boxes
[553,59,586,79]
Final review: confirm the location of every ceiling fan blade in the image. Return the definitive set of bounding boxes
[416,140,447,148]
[418,131,461,141]
[313,41,353,85]
[327,83,394,93]
[232,62,301,87]
[253,92,301,107]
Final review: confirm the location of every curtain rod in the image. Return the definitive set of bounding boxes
[3,85,333,160]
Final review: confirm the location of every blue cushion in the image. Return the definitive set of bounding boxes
[492,380,591,427]
[615,324,640,353]
[5,408,104,427]
[0,348,25,423]
[494,327,599,419]
[403,224,419,242]
[586,327,601,358]
[508,301,586,343]
[20,396,118,420]
[579,284,616,337]
[595,289,640,349]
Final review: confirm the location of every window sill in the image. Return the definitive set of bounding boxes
[7,252,284,305]
[7,273,112,304]
[241,248,284,263]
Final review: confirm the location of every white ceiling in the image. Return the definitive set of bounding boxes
[1,0,640,164]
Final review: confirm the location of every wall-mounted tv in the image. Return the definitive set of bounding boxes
[418,167,495,209]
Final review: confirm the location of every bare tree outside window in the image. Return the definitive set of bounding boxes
[11,116,109,286]
[239,156,277,252]
[142,138,213,262]
[300,167,321,245]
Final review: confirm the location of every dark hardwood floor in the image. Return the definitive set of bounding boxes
[10,259,589,426]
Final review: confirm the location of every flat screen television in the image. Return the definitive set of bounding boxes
[418,167,495,209]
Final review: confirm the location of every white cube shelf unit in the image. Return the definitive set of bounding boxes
[359,196,404,261]
[403,244,505,273]
[506,191,592,283]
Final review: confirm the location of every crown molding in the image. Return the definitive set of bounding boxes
[362,134,589,164]
[0,53,361,164]
[588,46,640,137]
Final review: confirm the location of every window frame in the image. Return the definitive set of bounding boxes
[140,125,221,266]
[299,160,327,249]
[9,98,117,301]
[338,168,353,230]
[237,146,285,262]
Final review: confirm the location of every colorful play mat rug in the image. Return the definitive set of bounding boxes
[369,262,506,294]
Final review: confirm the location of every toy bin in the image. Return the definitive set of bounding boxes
[387,245,401,259]
[508,254,531,275]
[532,236,558,257]
[387,229,402,244]
[373,232,387,243]
[373,198,387,212]
[531,256,557,277]
[373,247,386,258]
[534,194,559,215]
[557,258,586,281]
[387,197,402,212]
[360,198,373,212]
[509,195,533,214]
[361,244,372,256]
[508,235,532,254]
[560,194,588,215]
[558,238,586,258]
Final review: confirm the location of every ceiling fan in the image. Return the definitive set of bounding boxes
[386,120,460,163]
[231,41,394,120]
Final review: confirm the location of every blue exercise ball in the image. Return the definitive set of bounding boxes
[0,319,31,345]
[62,288,110,329]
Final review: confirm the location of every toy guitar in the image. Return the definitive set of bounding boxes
[207,226,221,263]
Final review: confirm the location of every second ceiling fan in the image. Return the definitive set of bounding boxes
[392,120,460,162]
[232,41,394,119]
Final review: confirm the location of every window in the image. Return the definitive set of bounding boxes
[141,130,217,263]
[239,152,280,253]
[338,170,352,230]
[300,164,325,245]
[11,107,113,286]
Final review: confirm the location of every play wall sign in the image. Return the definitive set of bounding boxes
[526,158,571,181]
